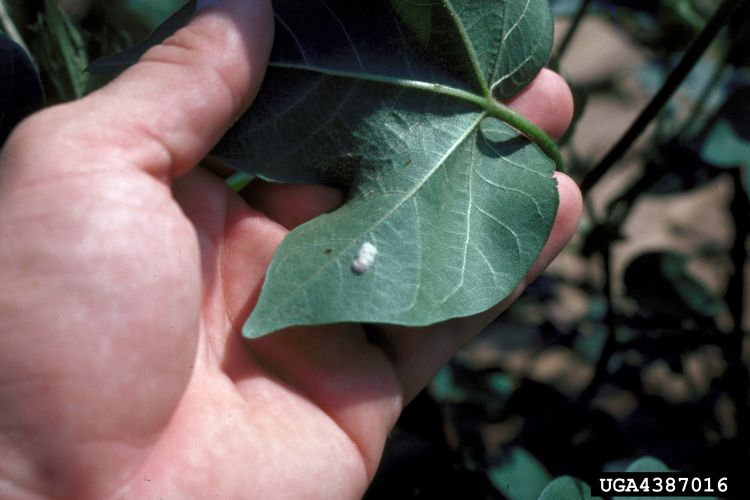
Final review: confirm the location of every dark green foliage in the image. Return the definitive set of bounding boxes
[29,0,89,100]
[539,476,597,500]
[0,0,184,103]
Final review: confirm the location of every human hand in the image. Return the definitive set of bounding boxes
[0,1,580,498]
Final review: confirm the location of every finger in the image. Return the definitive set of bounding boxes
[506,68,574,140]
[371,173,582,401]
[241,180,345,230]
[525,174,582,281]
[4,0,273,182]
[170,168,286,334]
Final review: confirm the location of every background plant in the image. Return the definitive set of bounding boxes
[1,0,748,498]
[369,0,750,498]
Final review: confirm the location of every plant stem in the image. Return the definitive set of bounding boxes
[226,172,254,192]
[0,0,31,58]
[580,0,748,195]
[577,229,618,404]
[551,0,594,71]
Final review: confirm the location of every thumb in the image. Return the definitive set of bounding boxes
[3,0,273,181]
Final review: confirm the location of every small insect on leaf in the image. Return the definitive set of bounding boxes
[351,242,378,274]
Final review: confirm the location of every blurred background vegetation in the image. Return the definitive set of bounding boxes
[370,1,749,498]
[0,0,185,101]
[1,0,748,498]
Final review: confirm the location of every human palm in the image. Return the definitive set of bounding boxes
[0,1,580,498]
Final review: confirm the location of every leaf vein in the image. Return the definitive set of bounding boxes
[474,205,522,258]
[502,0,532,43]
[471,243,500,288]
[442,0,491,96]
[318,0,365,71]
[274,13,309,64]
[474,170,544,218]
[439,133,476,303]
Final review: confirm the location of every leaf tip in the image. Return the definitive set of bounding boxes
[242,316,272,340]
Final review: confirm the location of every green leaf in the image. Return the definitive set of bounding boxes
[430,366,469,403]
[95,0,561,338]
[489,447,551,500]
[121,0,189,27]
[699,86,750,194]
[31,0,90,100]
[662,0,710,32]
[86,0,198,75]
[486,373,515,398]
[538,476,602,500]
[227,0,560,337]
[625,456,671,474]
[613,457,721,500]
[702,119,750,168]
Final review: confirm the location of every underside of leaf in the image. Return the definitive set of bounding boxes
[218,0,560,338]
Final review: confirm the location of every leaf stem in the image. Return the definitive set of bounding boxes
[269,62,564,170]
[485,99,564,170]
[579,0,748,195]
[226,171,254,192]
